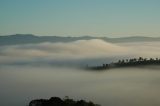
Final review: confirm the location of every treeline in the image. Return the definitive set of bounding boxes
[29,96,100,106]
[88,57,160,70]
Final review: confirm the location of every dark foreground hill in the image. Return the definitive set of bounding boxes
[29,97,100,106]
[1,34,160,46]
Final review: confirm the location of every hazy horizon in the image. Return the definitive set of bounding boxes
[1,33,160,38]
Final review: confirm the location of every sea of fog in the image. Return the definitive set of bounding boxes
[1,66,160,106]
[1,39,160,106]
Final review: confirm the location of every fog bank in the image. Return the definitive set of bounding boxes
[1,39,160,67]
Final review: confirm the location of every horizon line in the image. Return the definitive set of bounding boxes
[0,33,160,38]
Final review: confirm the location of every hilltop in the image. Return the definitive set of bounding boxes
[29,96,100,106]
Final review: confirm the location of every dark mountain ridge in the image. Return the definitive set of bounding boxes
[0,34,160,46]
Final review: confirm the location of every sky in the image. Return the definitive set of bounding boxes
[0,0,160,37]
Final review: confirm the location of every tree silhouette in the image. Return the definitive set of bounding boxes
[29,97,100,106]
[88,57,160,70]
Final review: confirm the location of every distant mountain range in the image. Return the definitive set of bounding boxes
[0,34,160,46]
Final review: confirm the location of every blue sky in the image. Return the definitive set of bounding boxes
[0,0,160,37]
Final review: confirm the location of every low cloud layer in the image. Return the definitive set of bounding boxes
[0,39,160,67]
